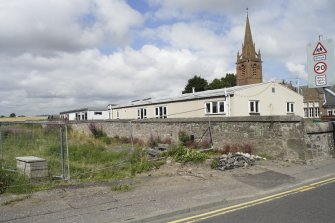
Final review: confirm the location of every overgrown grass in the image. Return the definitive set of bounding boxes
[0,169,34,194]
[0,124,163,194]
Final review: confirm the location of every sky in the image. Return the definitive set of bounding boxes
[0,0,334,116]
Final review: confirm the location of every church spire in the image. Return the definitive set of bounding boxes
[242,14,256,60]
[236,12,262,86]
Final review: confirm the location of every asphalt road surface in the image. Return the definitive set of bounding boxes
[170,178,335,223]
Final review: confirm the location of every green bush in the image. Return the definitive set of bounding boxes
[178,131,190,146]
[170,146,209,163]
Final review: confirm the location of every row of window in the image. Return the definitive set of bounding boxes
[136,106,168,119]
[116,101,296,119]
[303,107,320,118]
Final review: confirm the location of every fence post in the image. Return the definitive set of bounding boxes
[60,125,66,179]
[129,121,134,152]
[0,129,3,169]
[65,125,70,180]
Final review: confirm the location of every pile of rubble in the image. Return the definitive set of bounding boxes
[214,152,266,171]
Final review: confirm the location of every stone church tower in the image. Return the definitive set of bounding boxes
[236,14,262,86]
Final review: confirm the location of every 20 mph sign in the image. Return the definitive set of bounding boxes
[307,39,335,88]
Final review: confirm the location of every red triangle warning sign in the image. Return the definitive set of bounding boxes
[313,42,327,55]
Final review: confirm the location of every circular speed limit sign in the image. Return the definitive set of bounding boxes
[314,61,327,74]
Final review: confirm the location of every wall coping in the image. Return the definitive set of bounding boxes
[69,115,304,124]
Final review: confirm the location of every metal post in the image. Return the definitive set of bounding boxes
[60,125,65,179]
[65,125,70,180]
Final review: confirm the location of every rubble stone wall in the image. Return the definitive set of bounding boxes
[70,116,335,160]
[304,121,335,159]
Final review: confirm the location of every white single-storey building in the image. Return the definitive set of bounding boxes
[111,82,304,120]
[60,107,109,121]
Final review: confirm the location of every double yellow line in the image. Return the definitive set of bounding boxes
[168,177,335,223]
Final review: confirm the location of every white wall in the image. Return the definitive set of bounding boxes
[62,110,109,121]
[230,83,304,117]
[87,111,109,120]
[68,113,76,121]
[112,82,304,120]
[112,97,228,119]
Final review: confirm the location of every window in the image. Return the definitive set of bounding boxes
[116,111,120,119]
[205,101,225,114]
[309,108,314,118]
[137,108,147,119]
[94,112,102,115]
[315,107,320,118]
[328,110,333,116]
[252,64,257,75]
[155,106,167,118]
[249,100,259,113]
[304,108,308,118]
[84,112,88,120]
[287,102,294,113]
[241,65,246,76]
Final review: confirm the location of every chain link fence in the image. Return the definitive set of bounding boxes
[0,121,162,194]
[0,122,69,179]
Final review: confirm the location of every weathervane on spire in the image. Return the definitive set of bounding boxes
[246,7,248,16]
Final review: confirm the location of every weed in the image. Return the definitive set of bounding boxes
[210,159,219,169]
[88,123,105,138]
[169,146,209,163]
[147,134,160,147]
[112,184,132,192]
[0,169,34,194]
[258,152,272,160]
[178,131,190,146]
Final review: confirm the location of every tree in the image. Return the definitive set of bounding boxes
[182,75,208,94]
[208,78,225,90]
[9,113,16,118]
[207,73,237,90]
[221,73,236,88]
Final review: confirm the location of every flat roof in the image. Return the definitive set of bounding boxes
[112,82,270,109]
[60,107,107,114]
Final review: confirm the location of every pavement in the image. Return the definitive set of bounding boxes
[1,157,335,223]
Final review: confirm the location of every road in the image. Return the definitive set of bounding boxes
[170,177,335,223]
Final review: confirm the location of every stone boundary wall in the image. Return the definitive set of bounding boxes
[70,116,335,160]
[304,121,335,158]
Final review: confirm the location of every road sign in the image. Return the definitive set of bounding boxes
[313,42,327,55]
[314,61,327,74]
[307,39,335,88]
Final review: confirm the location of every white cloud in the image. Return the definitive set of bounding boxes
[285,62,307,80]
[0,45,228,115]
[0,0,143,55]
